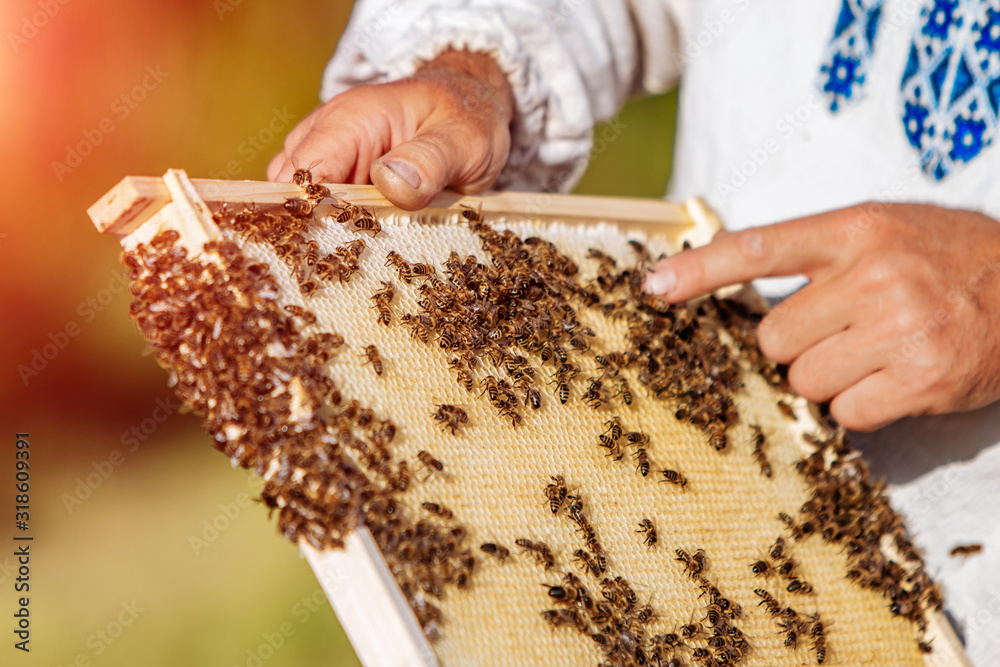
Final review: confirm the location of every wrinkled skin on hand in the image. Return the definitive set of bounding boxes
[644,203,1000,432]
[268,50,514,211]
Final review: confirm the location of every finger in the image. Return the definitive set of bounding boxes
[644,209,852,301]
[829,370,921,432]
[371,117,499,211]
[273,128,362,185]
[280,109,319,157]
[785,324,890,403]
[267,150,287,181]
[757,277,856,363]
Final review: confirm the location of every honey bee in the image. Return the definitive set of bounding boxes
[777,511,814,540]
[314,254,343,283]
[362,344,383,376]
[298,279,319,297]
[636,518,657,548]
[421,501,454,520]
[542,583,569,602]
[515,538,554,569]
[235,355,254,384]
[691,548,707,574]
[385,251,412,283]
[675,548,702,577]
[304,182,331,200]
[782,625,800,648]
[750,559,773,578]
[586,248,615,265]
[596,352,627,369]
[353,215,382,236]
[480,375,502,404]
[604,417,623,441]
[541,609,586,631]
[343,238,366,258]
[810,613,827,663]
[554,380,570,404]
[498,406,522,427]
[659,468,688,490]
[754,589,781,616]
[455,369,474,392]
[525,386,542,410]
[614,378,633,405]
[950,543,983,557]
[627,239,647,256]
[335,203,359,224]
[150,229,181,248]
[597,431,622,460]
[480,542,510,561]
[539,476,568,516]
[409,263,436,278]
[308,331,345,352]
[370,281,394,326]
[394,460,410,491]
[432,403,468,435]
[770,537,786,561]
[291,158,321,187]
[299,240,318,266]
[708,430,728,451]
[572,549,602,578]
[786,578,813,595]
[636,604,655,624]
[633,447,650,477]
[416,450,444,480]
[283,304,317,325]
[460,203,482,224]
[749,424,772,477]
[777,559,798,580]
[284,197,316,218]
[624,431,649,445]
[777,399,796,420]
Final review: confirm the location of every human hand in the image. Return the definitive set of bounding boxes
[268,50,515,210]
[644,203,1000,431]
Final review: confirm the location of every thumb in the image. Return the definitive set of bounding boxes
[371,117,508,211]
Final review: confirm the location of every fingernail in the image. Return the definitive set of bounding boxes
[380,159,422,190]
[644,268,676,295]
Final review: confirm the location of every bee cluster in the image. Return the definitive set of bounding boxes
[123,230,473,640]
[789,430,943,651]
[214,176,371,296]
[753,590,827,661]
[748,536,829,662]
[389,210,749,458]
[520,476,752,667]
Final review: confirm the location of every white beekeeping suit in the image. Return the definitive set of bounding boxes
[322,2,1000,663]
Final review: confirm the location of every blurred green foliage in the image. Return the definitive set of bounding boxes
[575,91,678,199]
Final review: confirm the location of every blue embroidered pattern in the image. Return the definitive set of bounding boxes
[819,0,886,111]
[820,0,1000,180]
[900,0,1000,179]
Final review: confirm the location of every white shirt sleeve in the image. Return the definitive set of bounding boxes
[321,0,690,193]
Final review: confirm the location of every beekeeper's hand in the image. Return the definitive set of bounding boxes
[644,203,1000,432]
[268,50,514,211]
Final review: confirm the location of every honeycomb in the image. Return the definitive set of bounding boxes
[114,176,955,667]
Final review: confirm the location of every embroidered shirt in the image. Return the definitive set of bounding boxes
[323,5,1000,663]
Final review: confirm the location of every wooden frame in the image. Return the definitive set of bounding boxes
[89,170,970,667]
